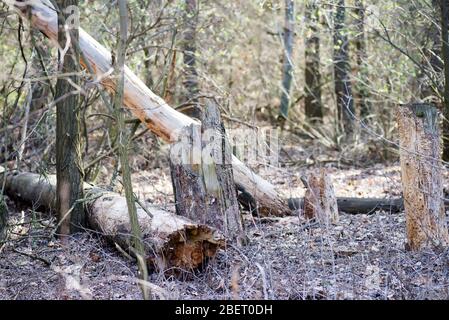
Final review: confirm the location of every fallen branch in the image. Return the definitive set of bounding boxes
[0,168,225,271]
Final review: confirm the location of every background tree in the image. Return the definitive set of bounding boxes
[279,0,295,120]
[353,0,370,119]
[55,0,85,235]
[441,0,449,161]
[304,0,323,122]
[181,0,200,118]
[333,0,355,134]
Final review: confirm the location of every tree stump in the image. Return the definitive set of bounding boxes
[170,100,244,242]
[302,169,339,224]
[397,103,449,250]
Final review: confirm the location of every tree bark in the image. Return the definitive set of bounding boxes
[302,169,339,224]
[333,0,354,133]
[279,0,295,119]
[397,103,449,250]
[441,0,449,161]
[7,0,290,217]
[55,0,85,235]
[0,168,225,271]
[169,100,244,241]
[353,0,370,118]
[304,0,323,122]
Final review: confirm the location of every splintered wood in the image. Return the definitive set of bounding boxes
[397,103,449,250]
[302,169,339,224]
[0,169,225,271]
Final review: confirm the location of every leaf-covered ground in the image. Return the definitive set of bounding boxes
[1,141,449,300]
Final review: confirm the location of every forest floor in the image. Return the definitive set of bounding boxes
[1,136,449,300]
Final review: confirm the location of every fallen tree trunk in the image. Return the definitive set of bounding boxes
[289,196,449,214]
[5,0,290,217]
[288,197,404,214]
[0,168,225,271]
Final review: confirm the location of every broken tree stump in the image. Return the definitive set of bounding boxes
[169,100,244,242]
[301,169,339,224]
[397,103,449,250]
[0,168,225,271]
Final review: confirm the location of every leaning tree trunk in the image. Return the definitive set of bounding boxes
[279,0,295,120]
[169,100,244,242]
[0,168,225,271]
[55,0,85,235]
[304,0,323,122]
[440,0,449,161]
[333,0,354,133]
[397,103,449,250]
[5,0,290,217]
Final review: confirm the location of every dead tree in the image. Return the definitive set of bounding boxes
[397,103,449,250]
[304,0,323,122]
[8,0,290,216]
[0,168,225,271]
[279,0,295,120]
[54,0,85,234]
[333,0,355,133]
[170,100,244,242]
[353,0,370,118]
[301,169,339,224]
[440,0,449,161]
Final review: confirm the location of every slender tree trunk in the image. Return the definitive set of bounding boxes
[333,0,354,133]
[304,0,323,122]
[353,0,370,119]
[182,0,201,118]
[55,0,85,235]
[441,0,449,161]
[279,0,295,120]
[0,194,6,243]
[397,103,449,250]
[114,0,149,299]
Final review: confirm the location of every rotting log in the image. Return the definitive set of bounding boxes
[397,103,449,250]
[288,197,405,214]
[0,168,225,271]
[302,169,339,224]
[5,0,290,217]
[169,100,244,242]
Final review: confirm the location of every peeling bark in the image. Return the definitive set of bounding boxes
[302,169,339,224]
[397,103,449,250]
[170,100,244,241]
